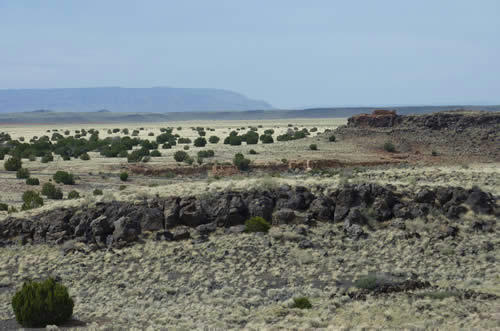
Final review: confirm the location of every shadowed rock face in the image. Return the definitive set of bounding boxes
[347,109,500,130]
[0,184,497,248]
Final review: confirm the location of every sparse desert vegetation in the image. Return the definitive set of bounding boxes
[0,111,499,329]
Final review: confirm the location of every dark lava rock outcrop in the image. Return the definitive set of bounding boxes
[0,184,497,248]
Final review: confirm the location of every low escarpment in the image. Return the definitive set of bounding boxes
[1,183,497,249]
[337,110,500,161]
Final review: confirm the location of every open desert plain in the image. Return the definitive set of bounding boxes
[0,109,498,330]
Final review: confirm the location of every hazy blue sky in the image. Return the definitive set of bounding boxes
[1,1,499,108]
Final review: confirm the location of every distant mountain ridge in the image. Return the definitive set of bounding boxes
[0,105,498,124]
[0,87,272,113]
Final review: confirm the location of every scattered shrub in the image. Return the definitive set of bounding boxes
[4,157,22,171]
[41,154,54,163]
[194,137,207,147]
[21,191,44,210]
[178,137,191,144]
[67,190,80,199]
[0,203,8,211]
[249,149,257,155]
[309,144,318,150]
[292,297,312,309]
[233,153,251,171]
[245,216,271,233]
[174,151,189,162]
[148,132,155,136]
[328,135,336,142]
[259,134,274,144]
[208,136,220,144]
[150,150,162,157]
[26,177,40,186]
[16,168,30,179]
[119,185,127,191]
[162,143,172,149]
[432,150,438,156]
[53,171,75,185]
[11,278,74,328]
[183,145,190,151]
[93,189,103,196]
[120,172,128,182]
[41,183,63,200]
[354,275,378,290]
[383,141,396,153]
[226,135,242,146]
[79,153,90,160]
[197,150,215,158]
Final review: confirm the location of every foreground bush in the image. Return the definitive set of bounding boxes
[16,168,30,179]
[194,137,207,147]
[67,190,80,199]
[383,141,396,153]
[0,203,8,211]
[292,297,312,309]
[120,172,128,181]
[12,278,74,328]
[208,135,220,144]
[41,183,63,200]
[21,191,43,210]
[4,157,22,171]
[174,150,189,162]
[79,153,90,161]
[245,216,271,233]
[26,177,40,186]
[53,171,75,185]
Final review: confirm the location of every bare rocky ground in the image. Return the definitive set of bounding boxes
[0,111,499,330]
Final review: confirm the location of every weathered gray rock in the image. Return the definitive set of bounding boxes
[272,208,296,225]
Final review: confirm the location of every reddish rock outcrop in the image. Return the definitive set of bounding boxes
[347,109,401,128]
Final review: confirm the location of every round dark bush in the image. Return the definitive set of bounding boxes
[150,150,162,157]
[309,144,318,150]
[41,154,54,163]
[233,153,251,171]
[21,191,43,210]
[53,171,75,185]
[177,137,191,144]
[194,137,207,147]
[67,190,80,199]
[93,188,103,196]
[4,157,22,171]
[41,183,63,200]
[16,168,30,179]
[249,149,258,155]
[292,297,312,309]
[208,136,220,144]
[328,135,336,142]
[26,177,40,186]
[197,150,215,158]
[12,278,74,328]
[383,141,396,153]
[0,203,8,211]
[120,172,128,182]
[245,216,271,233]
[174,151,189,162]
[260,134,274,144]
[183,145,190,151]
[79,153,90,160]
